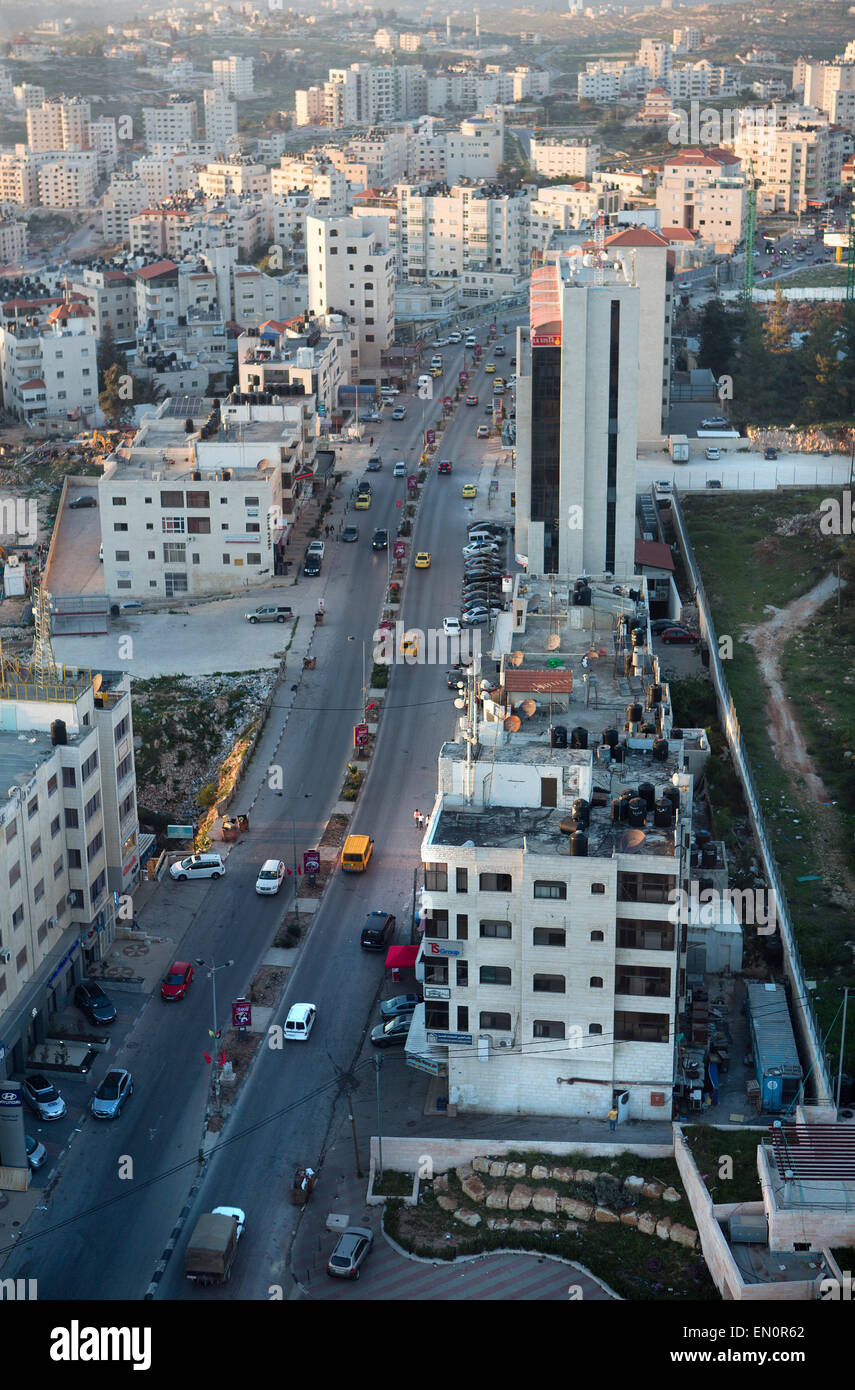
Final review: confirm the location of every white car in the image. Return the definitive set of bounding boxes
[463,541,499,559]
[170,853,225,881]
[443,617,462,637]
[655,480,673,493]
[704,446,721,461]
[448,331,462,343]
[284,1003,317,1041]
[393,461,406,476]
[306,539,325,559]
[255,859,286,895]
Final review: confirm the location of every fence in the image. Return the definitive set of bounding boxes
[670,493,834,1105]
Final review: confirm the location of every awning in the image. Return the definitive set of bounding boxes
[385,945,419,971]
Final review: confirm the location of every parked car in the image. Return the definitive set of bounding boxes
[161,960,194,1001]
[370,1015,411,1048]
[494,344,506,356]
[342,525,359,542]
[365,410,383,422]
[764,447,778,459]
[69,495,97,509]
[327,1226,373,1279]
[23,1075,67,1121]
[463,541,498,559]
[654,480,673,493]
[476,424,490,439]
[700,416,729,428]
[361,910,395,950]
[650,618,692,635]
[91,1068,133,1120]
[170,853,225,882]
[26,1134,47,1170]
[704,446,720,460]
[371,529,388,550]
[391,406,407,420]
[74,980,117,1026]
[380,993,421,1020]
[660,626,700,644]
[443,616,461,637]
[448,331,462,343]
[303,555,321,576]
[255,859,286,895]
[245,605,292,625]
[706,479,722,488]
[461,612,490,627]
[305,539,325,559]
[468,522,506,537]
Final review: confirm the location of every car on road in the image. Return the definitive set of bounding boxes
[430,355,443,369]
[370,1015,411,1048]
[393,461,406,476]
[462,483,477,498]
[414,551,431,568]
[245,605,293,624]
[342,525,359,542]
[706,479,722,489]
[492,382,505,394]
[484,362,495,373]
[305,539,325,559]
[431,366,443,379]
[170,853,225,882]
[465,394,479,406]
[438,459,453,474]
[759,270,772,278]
[476,424,490,439]
[704,446,720,460]
[449,331,462,343]
[69,496,97,509]
[26,1134,47,1170]
[23,1075,67,1121]
[355,492,371,509]
[303,554,321,576]
[366,456,382,471]
[443,616,461,637]
[660,626,700,644]
[391,406,407,420]
[91,1068,133,1120]
[360,910,395,950]
[284,1003,317,1042]
[764,447,778,459]
[380,386,399,399]
[380,993,421,1020]
[494,344,506,356]
[161,960,194,1001]
[255,858,286,895]
[465,335,477,347]
[365,410,382,422]
[654,480,673,493]
[74,980,117,1026]
[371,528,388,549]
[676,281,691,292]
[327,1226,373,1279]
[700,416,729,428]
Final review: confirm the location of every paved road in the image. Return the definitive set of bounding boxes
[308,1248,615,1302]
[638,452,855,493]
[2,319,523,1302]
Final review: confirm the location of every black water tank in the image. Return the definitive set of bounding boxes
[572,798,590,826]
[192,471,202,481]
[611,744,626,764]
[602,727,619,748]
[551,724,568,749]
[654,799,672,828]
[641,722,656,735]
[702,845,717,869]
[627,797,646,828]
[670,727,684,740]
[51,719,67,746]
[570,726,588,750]
[631,626,645,647]
[627,703,643,725]
[838,1074,854,1106]
[695,828,711,846]
[690,848,701,869]
[652,737,669,762]
[638,781,656,811]
[612,797,627,824]
[663,786,680,812]
[569,830,588,857]
[184,416,194,433]
[574,585,591,606]
[647,683,662,707]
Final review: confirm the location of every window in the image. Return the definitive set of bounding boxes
[53,856,63,879]
[68,848,82,869]
[163,543,186,564]
[456,913,468,939]
[117,754,132,781]
[534,880,566,900]
[65,809,79,829]
[590,976,604,989]
[456,960,468,987]
[50,815,60,838]
[589,1023,603,1035]
[90,870,106,900]
[11,906,23,929]
[480,1011,511,1031]
[533,1020,565,1039]
[5,823,17,844]
[188,516,210,534]
[162,517,185,534]
[9,862,20,887]
[479,920,511,939]
[222,553,231,564]
[112,496,127,506]
[590,930,604,942]
[160,490,184,507]
[115,550,130,562]
[533,974,565,993]
[424,862,448,891]
[117,580,132,590]
[456,867,468,893]
[457,1005,469,1031]
[479,872,512,892]
[84,792,101,822]
[87,830,104,862]
[533,927,565,947]
[47,774,57,796]
[425,910,449,939]
[113,521,129,532]
[614,1011,669,1043]
[81,751,98,782]
[186,491,210,508]
[480,965,511,986]
[27,797,38,820]
[62,768,76,788]
[30,837,41,862]
[33,879,44,904]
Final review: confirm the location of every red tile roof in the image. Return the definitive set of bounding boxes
[665,146,740,167]
[635,539,674,572]
[133,259,179,280]
[19,378,45,390]
[661,226,699,241]
[606,227,669,248]
[504,669,574,694]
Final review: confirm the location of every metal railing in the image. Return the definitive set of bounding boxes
[671,491,833,1104]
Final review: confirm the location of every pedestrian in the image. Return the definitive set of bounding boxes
[608,1107,618,1132]
[369,435,374,447]
[413,808,421,829]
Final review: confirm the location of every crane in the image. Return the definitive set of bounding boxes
[846,192,855,302]
[742,158,757,303]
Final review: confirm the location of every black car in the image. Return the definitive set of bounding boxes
[366,456,382,471]
[357,479,372,495]
[706,479,722,489]
[371,529,388,550]
[360,910,395,950]
[370,1015,411,1048]
[650,618,693,635]
[74,980,117,1025]
[303,555,321,576]
[342,525,359,542]
[69,496,97,509]
[764,447,778,460]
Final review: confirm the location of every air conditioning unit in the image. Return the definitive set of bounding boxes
[48,916,58,930]
[496,1038,513,1048]
[0,949,10,964]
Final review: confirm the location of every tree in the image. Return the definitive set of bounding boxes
[696,298,737,379]
[797,308,847,423]
[763,287,790,355]
[98,364,134,430]
[131,376,165,407]
[97,321,126,383]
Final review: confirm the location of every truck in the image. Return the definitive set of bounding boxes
[185,1207,245,1285]
[669,434,690,463]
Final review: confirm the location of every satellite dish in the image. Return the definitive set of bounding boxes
[510,650,524,667]
[504,714,521,732]
[480,679,491,691]
[586,648,599,660]
[521,699,537,717]
[621,828,647,852]
[453,697,466,709]
[92,673,102,694]
[546,633,560,650]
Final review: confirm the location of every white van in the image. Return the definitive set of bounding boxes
[169,853,225,882]
[417,373,431,388]
[284,1003,317,1042]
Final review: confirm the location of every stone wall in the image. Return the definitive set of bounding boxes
[370,1135,673,1176]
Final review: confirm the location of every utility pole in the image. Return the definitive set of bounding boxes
[837,987,849,1110]
[292,818,300,921]
[195,957,234,1110]
[348,1097,363,1178]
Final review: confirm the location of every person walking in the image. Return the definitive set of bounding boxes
[608,1107,618,1132]
[413,808,421,829]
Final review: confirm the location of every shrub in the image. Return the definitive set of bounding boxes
[371,663,389,688]
[197,782,219,809]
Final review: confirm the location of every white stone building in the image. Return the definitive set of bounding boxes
[36,152,99,210]
[306,213,395,377]
[0,219,28,264]
[203,87,239,157]
[656,146,746,251]
[397,182,530,286]
[731,109,844,214]
[0,302,97,422]
[529,137,600,180]
[212,55,254,99]
[142,97,198,149]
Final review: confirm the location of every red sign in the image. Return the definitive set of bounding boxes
[393,540,406,559]
[303,849,320,874]
[532,332,561,347]
[407,475,418,490]
[354,723,370,747]
[425,429,436,444]
[232,998,251,1028]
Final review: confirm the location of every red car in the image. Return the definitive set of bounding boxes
[438,460,453,474]
[660,627,699,645]
[465,394,478,406]
[161,960,194,1000]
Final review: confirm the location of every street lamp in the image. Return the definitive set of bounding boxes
[347,634,367,722]
[194,956,234,1108]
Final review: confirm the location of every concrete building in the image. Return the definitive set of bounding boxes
[306,213,395,377]
[605,227,673,446]
[656,147,746,251]
[0,657,141,1080]
[0,302,97,423]
[237,313,352,419]
[638,38,674,85]
[578,62,650,104]
[397,182,530,286]
[12,83,46,112]
[73,267,136,345]
[203,87,239,157]
[805,62,855,133]
[211,54,254,99]
[0,219,28,265]
[412,573,710,1120]
[98,392,317,599]
[529,182,621,255]
[0,152,39,207]
[133,150,202,203]
[101,174,151,242]
[673,27,702,52]
[36,152,99,210]
[529,138,600,180]
[444,116,504,184]
[295,85,325,127]
[26,96,92,153]
[271,156,349,214]
[197,158,268,198]
[731,109,845,213]
[142,97,198,149]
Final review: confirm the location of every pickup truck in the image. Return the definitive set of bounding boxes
[245,605,293,624]
[185,1207,245,1285]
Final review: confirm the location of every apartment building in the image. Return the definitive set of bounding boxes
[444,117,504,184]
[412,575,710,1119]
[529,137,600,180]
[0,67,13,104]
[0,219,27,265]
[197,158,268,198]
[0,659,141,1080]
[638,38,674,85]
[656,146,746,251]
[673,27,702,52]
[605,227,673,446]
[12,83,46,111]
[37,151,99,210]
[529,181,622,255]
[142,97,198,149]
[0,302,97,422]
[306,213,395,376]
[0,152,39,207]
[295,85,325,127]
[669,63,738,101]
[732,108,845,213]
[578,62,650,103]
[803,62,855,134]
[26,96,91,153]
[514,257,638,577]
[271,156,349,214]
[133,150,202,203]
[212,54,254,98]
[88,116,119,170]
[204,86,239,156]
[73,266,136,344]
[102,173,150,241]
[237,314,352,418]
[325,128,410,186]
[397,182,530,285]
[296,63,548,129]
[98,392,317,599]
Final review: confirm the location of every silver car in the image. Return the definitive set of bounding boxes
[23,1074,67,1121]
[91,1068,133,1119]
[327,1226,373,1279]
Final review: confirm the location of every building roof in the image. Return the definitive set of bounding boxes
[634,539,675,572]
[666,146,741,167]
[19,378,45,390]
[529,262,561,337]
[133,259,179,281]
[660,226,699,242]
[46,301,93,324]
[503,669,574,695]
[606,227,669,248]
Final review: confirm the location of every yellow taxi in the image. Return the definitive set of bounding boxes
[355,492,371,510]
[462,483,477,499]
[484,362,496,373]
[414,551,431,569]
[494,378,505,389]
[431,366,443,378]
